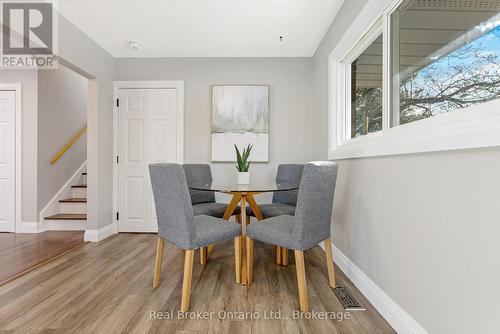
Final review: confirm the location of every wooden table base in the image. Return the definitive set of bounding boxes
[205,192,288,285]
[238,195,248,284]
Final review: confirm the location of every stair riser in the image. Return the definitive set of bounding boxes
[72,188,87,198]
[59,202,87,214]
[45,220,86,231]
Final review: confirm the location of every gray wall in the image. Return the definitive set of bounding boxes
[116,58,313,195]
[312,0,367,160]
[313,1,500,333]
[0,70,39,222]
[58,15,115,230]
[0,16,114,229]
[37,65,87,213]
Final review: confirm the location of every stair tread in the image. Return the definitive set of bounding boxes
[59,198,87,203]
[71,184,87,188]
[45,214,87,221]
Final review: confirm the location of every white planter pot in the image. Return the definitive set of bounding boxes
[237,172,250,185]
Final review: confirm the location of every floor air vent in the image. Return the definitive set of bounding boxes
[333,286,365,310]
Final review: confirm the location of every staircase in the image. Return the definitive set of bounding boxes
[44,172,87,224]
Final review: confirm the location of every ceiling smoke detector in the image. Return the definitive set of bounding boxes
[128,40,142,50]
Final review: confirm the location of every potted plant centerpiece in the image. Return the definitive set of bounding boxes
[235,144,252,185]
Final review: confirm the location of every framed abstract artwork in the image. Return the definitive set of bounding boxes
[211,85,269,162]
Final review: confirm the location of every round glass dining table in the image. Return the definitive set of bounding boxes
[189,182,298,285]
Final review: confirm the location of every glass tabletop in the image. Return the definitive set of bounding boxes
[188,182,298,193]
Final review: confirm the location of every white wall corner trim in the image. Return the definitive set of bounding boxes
[321,242,428,334]
[84,222,117,242]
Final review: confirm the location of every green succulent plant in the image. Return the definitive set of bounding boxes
[234,144,253,172]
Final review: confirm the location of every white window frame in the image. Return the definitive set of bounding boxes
[339,18,384,144]
[328,0,500,160]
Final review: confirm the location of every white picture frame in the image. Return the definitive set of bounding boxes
[211,85,269,162]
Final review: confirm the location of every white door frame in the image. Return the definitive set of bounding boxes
[112,81,184,231]
[0,83,22,233]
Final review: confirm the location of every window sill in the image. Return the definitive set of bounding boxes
[329,105,500,160]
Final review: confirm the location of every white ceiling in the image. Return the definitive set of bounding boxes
[57,0,345,58]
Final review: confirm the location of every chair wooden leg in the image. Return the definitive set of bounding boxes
[153,238,165,288]
[207,244,214,256]
[282,247,289,266]
[294,250,308,312]
[276,246,282,265]
[246,237,254,285]
[180,249,195,312]
[234,236,242,283]
[200,247,207,266]
[236,215,241,224]
[324,238,336,288]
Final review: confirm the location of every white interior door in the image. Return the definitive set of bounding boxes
[118,88,179,232]
[0,91,16,232]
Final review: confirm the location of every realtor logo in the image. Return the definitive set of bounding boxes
[1,0,58,68]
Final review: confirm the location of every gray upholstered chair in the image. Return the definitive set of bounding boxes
[246,161,339,312]
[183,164,242,265]
[149,163,242,312]
[183,164,241,218]
[248,164,304,218]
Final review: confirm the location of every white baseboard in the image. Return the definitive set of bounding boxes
[321,242,428,334]
[117,224,158,233]
[15,221,40,233]
[84,222,118,242]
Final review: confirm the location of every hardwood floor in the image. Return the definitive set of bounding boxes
[0,234,395,334]
[0,231,85,286]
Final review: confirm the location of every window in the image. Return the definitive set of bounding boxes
[328,0,500,159]
[391,0,500,126]
[350,35,383,137]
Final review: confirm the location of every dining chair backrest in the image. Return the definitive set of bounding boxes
[292,161,339,250]
[182,164,216,204]
[149,163,196,249]
[272,164,305,206]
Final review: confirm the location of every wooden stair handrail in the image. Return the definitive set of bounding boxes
[50,125,87,164]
